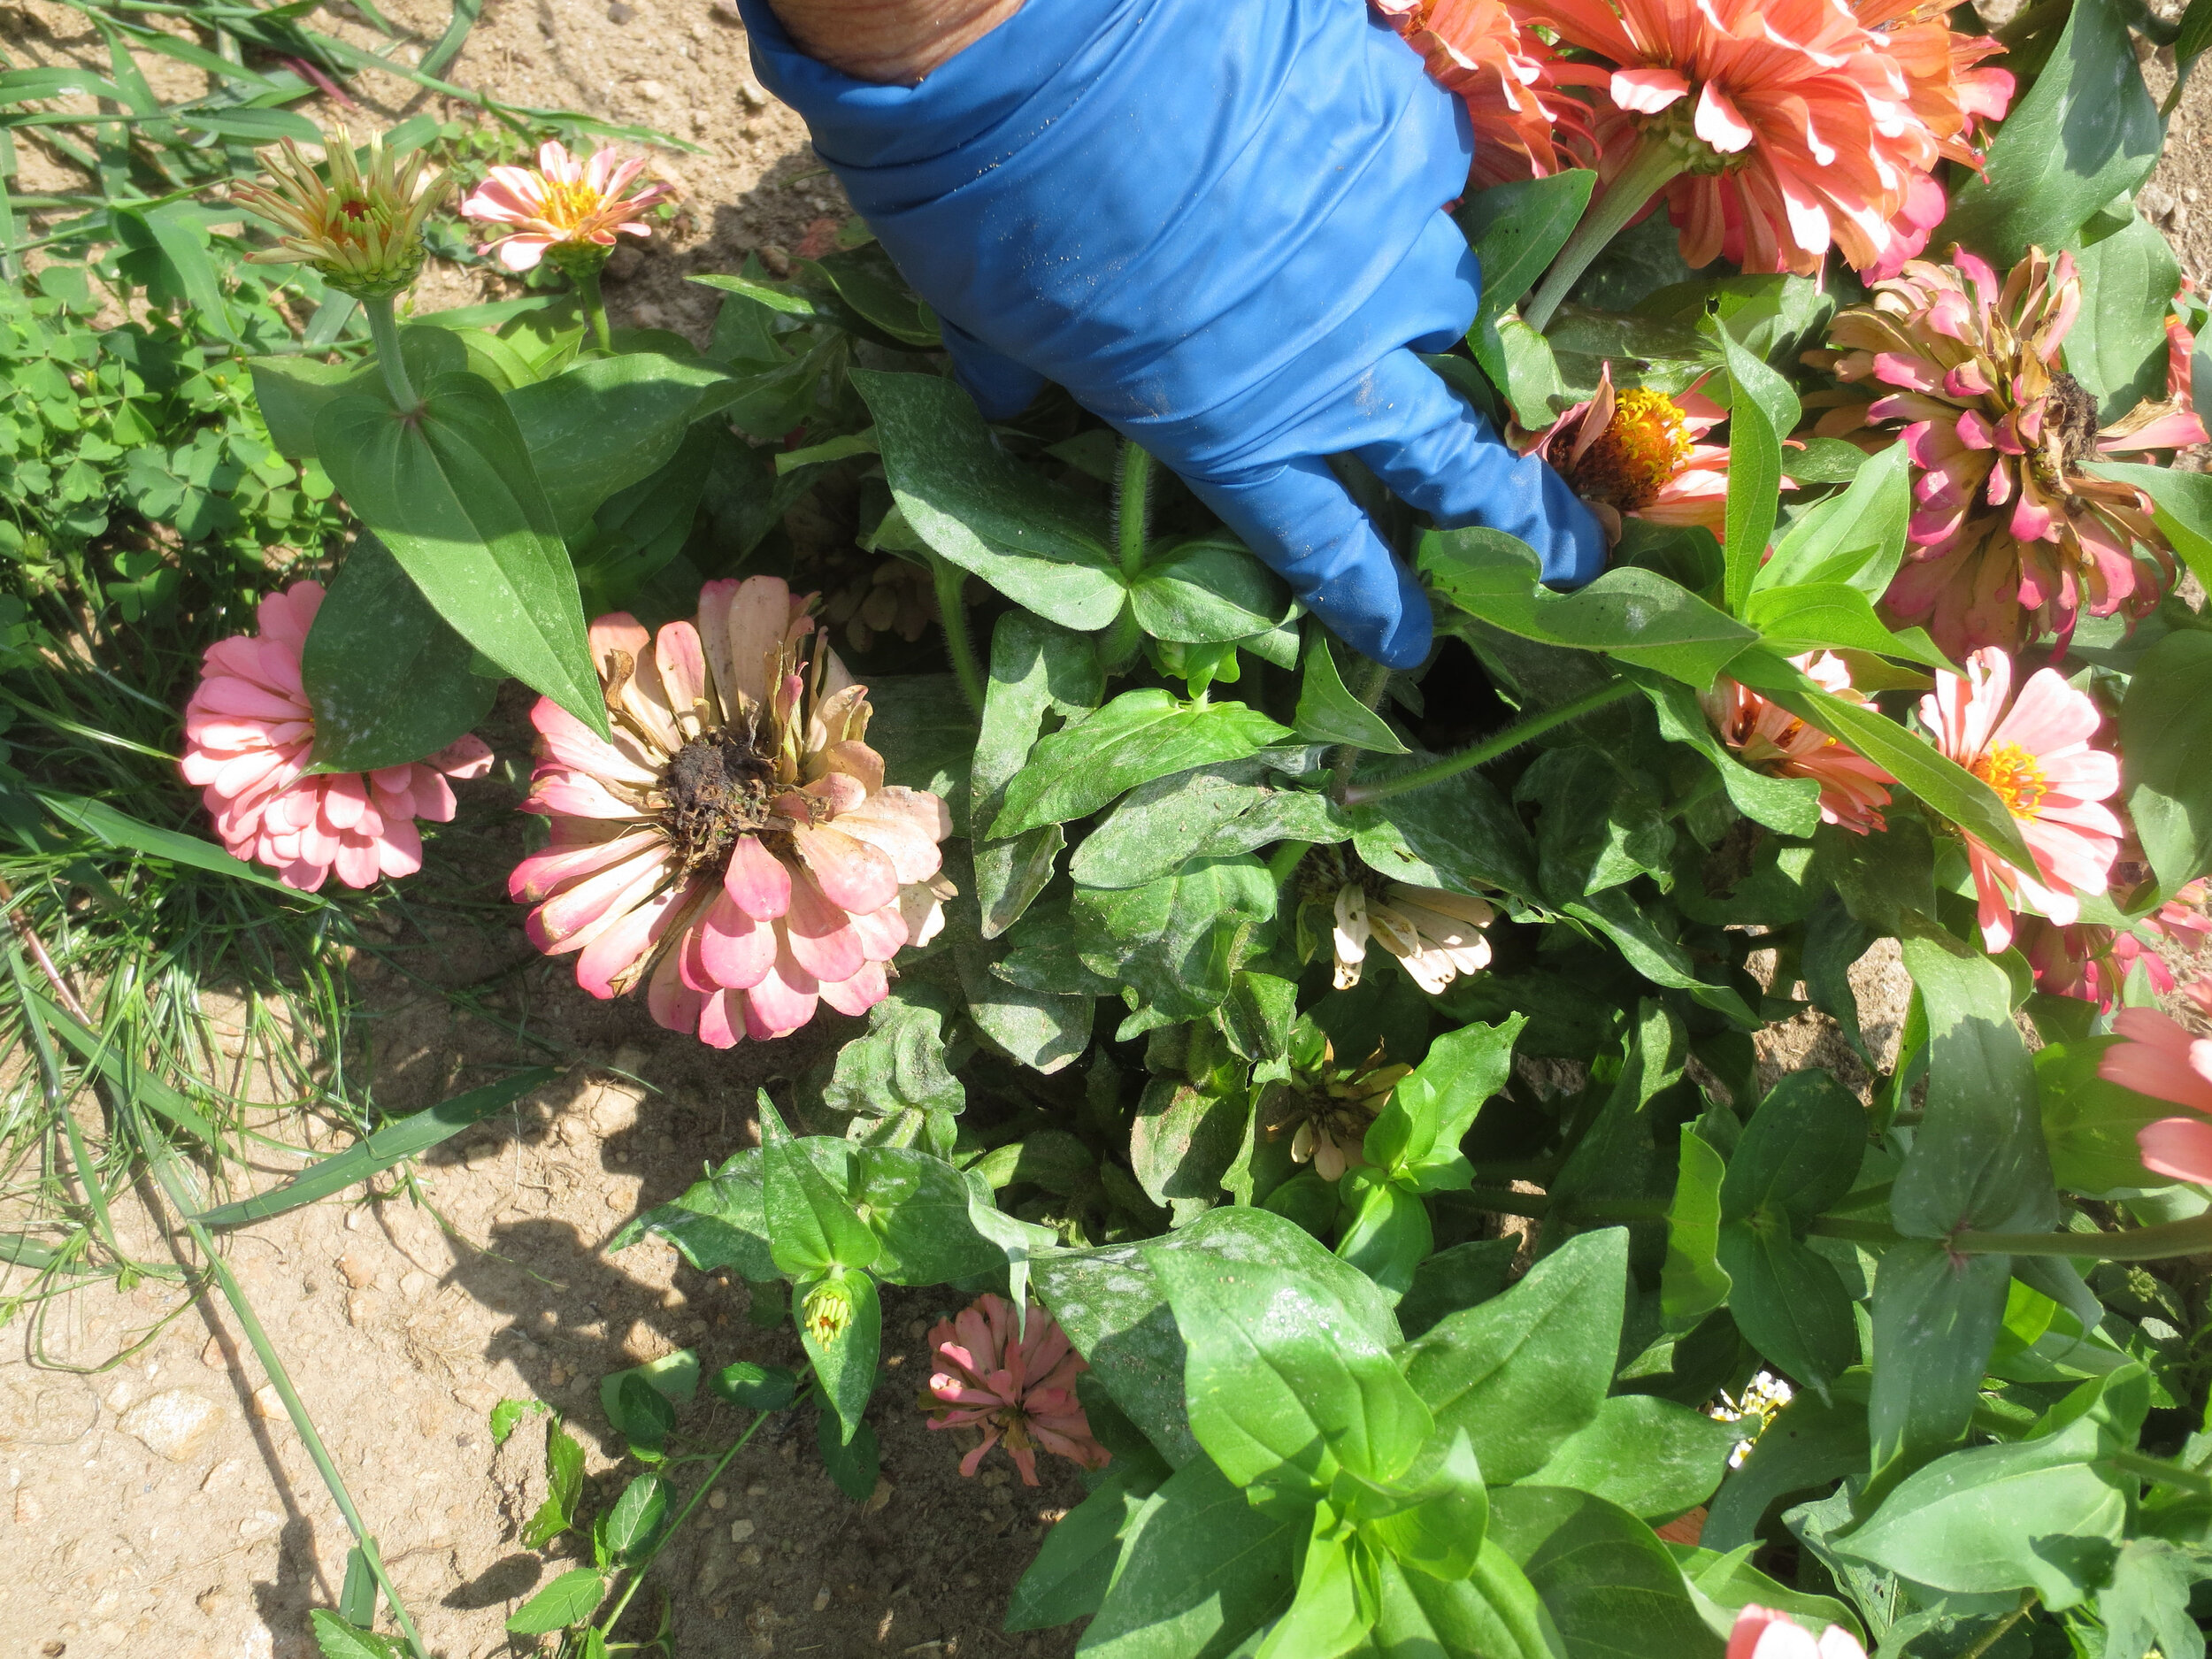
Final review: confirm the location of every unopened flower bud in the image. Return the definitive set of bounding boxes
[803,1276,856,1346]
[232,124,450,301]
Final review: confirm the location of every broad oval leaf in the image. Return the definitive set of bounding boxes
[505,1567,607,1634]
[993,690,1292,839]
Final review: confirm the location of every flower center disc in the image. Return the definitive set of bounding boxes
[663,731,775,873]
[2045,371,2101,464]
[1973,738,2050,819]
[1568,388,1693,511]
[541,179,606,234]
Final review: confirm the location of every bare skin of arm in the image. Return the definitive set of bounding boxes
[762,0,1024,84]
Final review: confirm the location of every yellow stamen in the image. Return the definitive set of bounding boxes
[1566,388,1694,511]
[541,178,611,234]
[1973,739,2048,818]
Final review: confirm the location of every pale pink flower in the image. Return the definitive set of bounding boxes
[1729,1604,1866,1659]
[2101,982,2212,1183]
[1918,647,2124,953]
[922,1294,1110,1487]
[1376,0,1595,187]
[460,140,672,273]
[179,580,492,893]
[511,576,954,1048]
[1707,651,1895,834]
[1520,364,1736,541]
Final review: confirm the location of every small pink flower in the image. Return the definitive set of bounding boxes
[460,140,672,273]
[179,580,492,892]
[922,1294,1110,1487]
[1919,647,2124,953]
[1708,651,1895,834]
[2100,983,2212,1183]
[1729,1604,1866,1659]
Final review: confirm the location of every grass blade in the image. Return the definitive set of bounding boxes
[25,987,222,1144]
[32,787,319,897]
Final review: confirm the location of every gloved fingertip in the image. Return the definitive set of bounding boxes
[1536,477,1609,591]
[1369,565,1434,670]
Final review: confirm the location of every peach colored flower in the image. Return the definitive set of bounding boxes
[1730,1603,1866,1659]
[1919,647,2123,953]
[1538,0,2009,277]
[1521,363,1737,541]
[1375,0,1595,186]
[2100,982,2212,1183]
[1707,651,1895,833]
[511,575,954,1048]
[1815,248,2207,657]
[923,1295,1110,1486]
[180,580,492,892]
[460,141,672,273]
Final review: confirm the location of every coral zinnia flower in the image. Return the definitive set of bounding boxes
[922,1295,1110,1486]
[460,141,673,273]
[2023,885,2208,1010]
[1729,1603,1866,1659]
[511,576,954,1047]
[1522,363,1735,540]
[1707,651,1895,833]
[1919,647,2123,953]
[1538,0,2009,277]
[232,125,451,300]
[2099,982,2212,1183]
[1298,844,1496,995]
[1816,248,2208,657]
[1376,0,1595,186]
[180,581,493,891]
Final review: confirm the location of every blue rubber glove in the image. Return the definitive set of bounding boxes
[736,0,1606,668]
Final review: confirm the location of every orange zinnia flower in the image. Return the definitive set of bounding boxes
[1375,0,1594,186]
[1706,652,1895,834]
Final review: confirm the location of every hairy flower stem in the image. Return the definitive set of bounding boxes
[573,264,615,354]
[1524,139,1692,334]
[928,551,986,716]
[361,293,420,414]
[1341,681,1636,806]
[1114,437,1155,580]
[1956,1592,2037,1659]
[1328,658,1393,798]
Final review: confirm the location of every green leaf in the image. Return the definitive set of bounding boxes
[505,1568,608,1634]
[709,1360,800,1411]
[1522,1396,1739,1522]
[1007,1470,1150,1632]
[308,1611,403,1659]
[248,355,374,459]
[191,1070,557,1227]
[2039,1035,2178,1194]
[798,1267,881,1445]
[1373,1546,1563,1659]
[603,1472,670,1563]
[1701,1393,1868,1554]
[1381,1014,1525,1177]
[506,352,740,538]
[1420,528,1755,689]
[1346,760,1541,904]
[521,1419,586,1548]
[1294,626,1408,753]
[1368,1430,1489,1581]
[1130,537,1296,644]
[1740,583,1953,674]
[2097,1539,2212,1659]
[608,1148,775,1282]
[1395,1239,1519,1342]
[1662,1127,1732,1336]
[757,1095,879,1277]
[1071,762,1351,892]
[797,242,940,346]
[1938,0,2163,267]
[2119,629,2212,894]
[1131,1078,1248,1210]
[2090,461,2212,592]
[28,792,301,901]
[2066,210,2185,422]
[1072,855,1279,1024]
[1476,311,1577,429]
[1460,170,1600,326]
[314,373,607,740]
[1254,1519,1370,1659]
[1719,1071,1866,1228]
[1397,1228,1626,1484]
[1488,1486,1724,1659]
[849,1146,1007,1286]
[488,1398,540,1446]
[1335,1178,1434,1298]
[818,983,964,1126]
[816,1405,881,1502]
[854,370,1125,631]
[1715,325,1799,616]
[1714,1224,1859,1396]
[1519,746,1675,902]
[973,611,1104,936]
[1629,670,1822,838]
[994,689,1291,839]
[298,534,497,773]
[1866,1241,2011,1489]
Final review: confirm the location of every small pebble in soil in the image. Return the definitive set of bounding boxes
[709,1489,728,1509]
[730,1518,755,1542]
[812,1587,832,1611]
[607,0,633,17]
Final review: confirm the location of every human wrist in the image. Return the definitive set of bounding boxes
[763,0,1025,83]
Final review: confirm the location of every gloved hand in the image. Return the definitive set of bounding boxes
[735,0,1606,668]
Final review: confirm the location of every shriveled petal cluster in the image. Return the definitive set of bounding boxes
[1375,0,1595,186]
[1919,647,2123,953]
[1539,0,2011,275]
[2100,982,2212,1183]
[461,141,673,273]
[1815,247,2208,656]
[922,1295,1110,1487]
[1729,1603,1867,1659]
[232,126,450,300]
[1333,881,1497,995]
[1521,363,1733,541]
[180,580,493,891]
[512,575,953,1048]
[1708,651,1894,833]
[1262,1040,1410,1181]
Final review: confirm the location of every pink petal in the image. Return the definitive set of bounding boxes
[782,872,867,984]
[698,892,778,990]
[1612,65,1689,112]
[724,833,793,919]
[788,821,899,915]
[818,959,887,1018]
[2139,1118,2212,1182]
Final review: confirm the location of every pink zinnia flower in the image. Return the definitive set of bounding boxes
[511,576,954,1048]
[1729,1603,1866,1659]
[922,1294,1110,1487]
[1707,651,1895,834]
[459,141,672,273]
[1376,0,1595,187]
[1815,247,2208,657]
[2100,982,2212,1183]
[1919,647,2124,953]
[1520,363,1735,540]
[179,580,492,892]
[2022,886,2207,1010]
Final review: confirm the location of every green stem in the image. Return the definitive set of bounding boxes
[1953,1215,2212,1261]
[359,293,419,414]
[595,1402,784,1638]
[573,263,615,354]
[1329,658,1392,800]
[928,554,986,717]
[1523,138,1693,334]
[1268,839,1314,890]
[1115,438,1155,580]
[2106,1448,2212,1496]
[1341,682,1636,807]
[1956,1592,2036,1659]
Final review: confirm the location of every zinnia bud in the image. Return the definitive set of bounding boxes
[232,125,450,301]
[803,1276,856,1346]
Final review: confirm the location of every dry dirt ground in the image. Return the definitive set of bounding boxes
[2,5,2210,1659]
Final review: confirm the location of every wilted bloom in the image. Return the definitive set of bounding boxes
[1706,651,1895,833]
[511,575,955,1047]
[460,140,673,273]
[820,554,938,655]
[232,126,450,300]
[1728,1603,1866,1659]
[922,1294,1110,1486]
[1521,364,1735,541]
[1816,247,2208,656]
[2100,982,2212,1183]
[1920,647,2123,953]
[1377,0,1595,186]
[180,581,493,892]
[1298,843,1496,995]
[1258,1033,1410,1182]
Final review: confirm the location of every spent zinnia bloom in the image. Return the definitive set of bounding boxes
[1706,651,1895,833]
[1919,646,2123,953]
[1815,247,2208,657]
[1299,843,1496,995]
[1729,1603,1867,1659]
[2100,982,2212,1183]
[232,126,451,300]
[460,141,673,273]
[1521,363,1735,541]
[180,580,493,891]
[511,575,955,1047]
[1377,0,1596,186]
[1258,1033,1411,1182]
[1542,0,2010,276]
[923,1295,1110,1486]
